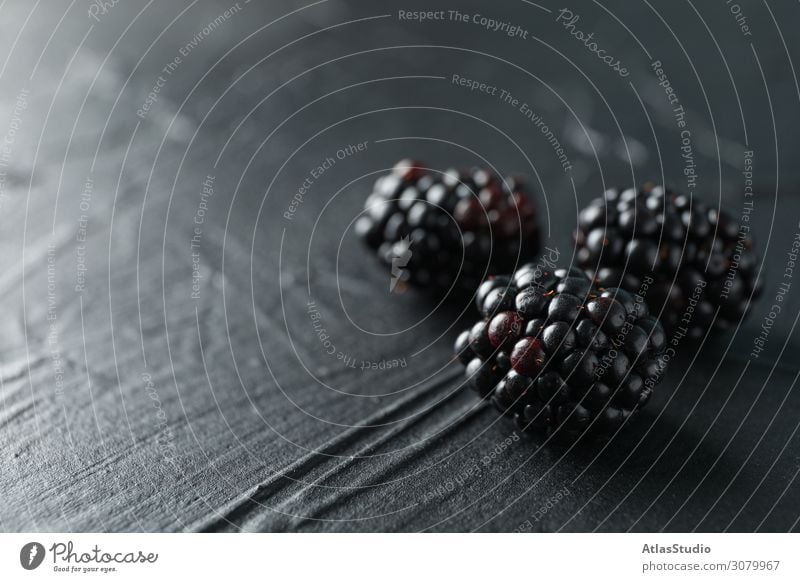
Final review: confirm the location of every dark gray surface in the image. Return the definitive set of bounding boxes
[1,0,799,532]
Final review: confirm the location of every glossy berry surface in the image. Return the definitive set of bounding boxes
[454,267,667,441]
[488,311,524,350]
[575,183,762,339]
[357,160,540,297]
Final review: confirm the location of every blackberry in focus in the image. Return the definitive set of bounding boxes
[575,184,762,338]
[356,160,540,296]
[454,267,667,440]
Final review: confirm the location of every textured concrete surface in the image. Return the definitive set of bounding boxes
[0,0,798,531]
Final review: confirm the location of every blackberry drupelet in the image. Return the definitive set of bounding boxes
[575,183,762,338]
[356,160,540,296]
[454,267,667,440]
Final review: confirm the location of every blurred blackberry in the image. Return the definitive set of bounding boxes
[575,183,762,339]
[356,160,540,296]
[454,267,667,440]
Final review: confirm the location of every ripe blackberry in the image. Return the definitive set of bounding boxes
[454,267,667,440]
[575,183,762,339]
[356,160,540,296]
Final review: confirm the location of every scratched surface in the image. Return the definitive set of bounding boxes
[1,0,799,532]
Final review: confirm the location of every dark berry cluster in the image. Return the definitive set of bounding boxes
[356,160,540,296]
[454,267,667,440]
[575,184,761,338]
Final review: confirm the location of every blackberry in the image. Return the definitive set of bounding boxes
[454,267,667,440]
[356,160,540,296]
[575,183,762,339]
